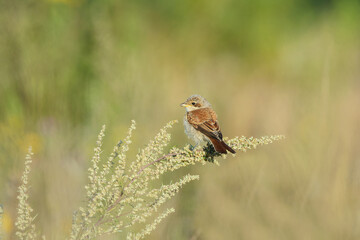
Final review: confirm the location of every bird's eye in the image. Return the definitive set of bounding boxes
[192,102,196,106]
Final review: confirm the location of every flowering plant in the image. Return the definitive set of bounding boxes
[14,120,284,240]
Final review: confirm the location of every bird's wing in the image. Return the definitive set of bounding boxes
[197,120,223,140]
[187,108,223,140]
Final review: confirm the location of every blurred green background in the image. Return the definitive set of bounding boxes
[1,0,360,239]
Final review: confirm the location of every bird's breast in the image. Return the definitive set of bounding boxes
[183,115,208,144]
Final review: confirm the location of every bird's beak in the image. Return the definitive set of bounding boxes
[180,102,189,107]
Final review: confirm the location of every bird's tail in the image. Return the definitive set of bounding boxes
[209,138,236,154]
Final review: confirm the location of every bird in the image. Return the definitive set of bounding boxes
[180,95,236,154]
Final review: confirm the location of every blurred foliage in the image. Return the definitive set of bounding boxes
[0,0,360,239]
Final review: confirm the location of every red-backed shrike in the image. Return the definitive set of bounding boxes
[180,95,235,154]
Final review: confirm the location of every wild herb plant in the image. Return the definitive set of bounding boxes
[14,147,38,240]
[15,120,284,239]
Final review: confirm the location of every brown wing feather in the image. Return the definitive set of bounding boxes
[196,123,222,140]
[187,108,236,154]
[187,108,222,140]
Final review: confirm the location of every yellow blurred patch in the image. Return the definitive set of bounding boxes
[21,133,43,155]
[0,115,43,155]
[3,212,14,234]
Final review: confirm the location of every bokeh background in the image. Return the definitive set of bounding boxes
[1,0,360,239]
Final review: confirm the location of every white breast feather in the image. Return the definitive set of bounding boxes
[183,115,209,145]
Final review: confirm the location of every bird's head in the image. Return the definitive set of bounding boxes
[180,95,211,112]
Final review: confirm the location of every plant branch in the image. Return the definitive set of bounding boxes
[94,152,178,228]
